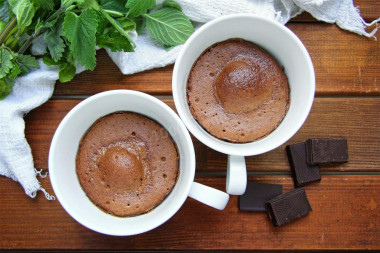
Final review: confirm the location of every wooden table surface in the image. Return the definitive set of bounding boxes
[1,1,379,251]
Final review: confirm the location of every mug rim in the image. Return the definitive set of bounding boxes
[172,13,315,156]
[49,90,196,236]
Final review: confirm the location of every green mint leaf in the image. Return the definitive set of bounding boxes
[94,9,107,34]
[14,54,39,68]
[42,54,57,66]
[116,16,135,31]
[0,48,14,79]
[14,53,39,76]
[78,0,100,10]
[7,62,21,79]
[97,32,134,52]
[45,17,65,62]
[164,45,175,51]
[0,78,14,100]
[144,8,194,47]
[99,8,135,46]
[30,0,55,10]
[125,0,155,18]
[61,0,81,9]
[43,47,72,66]
[0,21,7,33]
[59,63,76,82]
[8,0,36,28]
[162,0,181,11]
[132,16,145,34]
[100,0,127,16]
[63,9,98,70]
[36,17,57,32]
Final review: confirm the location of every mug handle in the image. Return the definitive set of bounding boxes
[188,182,229,210]
[226,155,247,195]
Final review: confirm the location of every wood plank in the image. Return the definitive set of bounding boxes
[52,23,380,97]
[244,97,380,173]
[136,175,380,251]
[287,23,380,96]
[355,0,380,21]
[53,49,174,96]
[25,97,380,172]
[291,0,380,22]
[0,176,135,250]
[0,175,379,250]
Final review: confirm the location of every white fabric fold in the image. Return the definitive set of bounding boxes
[294,0,380,38]
[0,62,58,198]
[0,0,378,198]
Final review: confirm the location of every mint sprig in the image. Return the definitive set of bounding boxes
[0,47,39,98]
[0,0,195,99]
[44,17,65,62]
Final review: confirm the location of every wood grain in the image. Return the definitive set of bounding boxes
[53,49,174,96]
[52,24,380,97]
[25,97,380,173]
[353,0,380,21]
[3,3,380,251]
[292,0,380,22]
[288,23,380,95]
[0,175,378,250]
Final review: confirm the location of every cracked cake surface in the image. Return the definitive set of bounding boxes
[187,39,290,143]
[76,112,179,217]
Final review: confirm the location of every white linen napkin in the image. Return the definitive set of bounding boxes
[0,0,378,199]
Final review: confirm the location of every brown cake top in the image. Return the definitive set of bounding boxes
[76,112,179,217]
[187,39,290,143]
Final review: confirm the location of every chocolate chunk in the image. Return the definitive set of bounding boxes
[239,182,283,211]
[266,187,312,227]
[306,138,348,165]
[286,143,321,187]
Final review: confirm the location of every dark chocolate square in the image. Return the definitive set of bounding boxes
[286,142,321,187]
[306,138,348,165]
[265,187,312,227]
[239,182,283,211]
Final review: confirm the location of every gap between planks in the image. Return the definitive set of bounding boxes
[51,95,174,99]
[195,171,380,177]
[51,94,380,100]
[36,170,380,176]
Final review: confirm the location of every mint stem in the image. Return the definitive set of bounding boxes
[3,26,18,46]
[0,17,17,45]
[100,8,136,47]
[104,9,124,17]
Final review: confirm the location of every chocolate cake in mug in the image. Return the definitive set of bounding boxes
[187,39,290,143]
[76,111,179,217]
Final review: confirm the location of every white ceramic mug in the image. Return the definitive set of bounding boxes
[172,14,315,195]
[49,90,229,236]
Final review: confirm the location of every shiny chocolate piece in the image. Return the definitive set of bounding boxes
[266,187,312,227]
[239,182,282,211]
[306,138,348,165]
[286,142,321,187]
